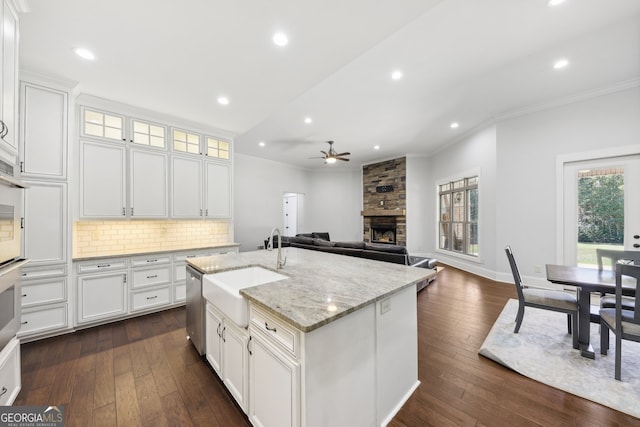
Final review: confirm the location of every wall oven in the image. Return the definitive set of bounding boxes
[0,158,28,351]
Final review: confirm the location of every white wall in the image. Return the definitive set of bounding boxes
[405,155,430,255]
[233,154,362,251]
[305,169,362,241]
[233,153,310,251]
[421,126,498,277]
[495,86,640,285]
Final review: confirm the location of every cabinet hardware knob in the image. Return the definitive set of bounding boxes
[146,295,158,300]
[221,326,226,342]
[146,275,158,279]
[20,161,24,173]
[21,321,28,325]
[0,386,7,397]
[247,336,252,355]
[634,244,640,248]
[265,322,277,333]
[97,264,111,268]
[21,294,27,297]
[146,259,158,263]
[217,323,222,337]
[122,207,126,216]
[634,235,640,239]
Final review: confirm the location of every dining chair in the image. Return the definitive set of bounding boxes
[599,262,640,380]
[505,246,579,349]
[596,249,639,310]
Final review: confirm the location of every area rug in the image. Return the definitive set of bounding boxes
[479,299,640,419]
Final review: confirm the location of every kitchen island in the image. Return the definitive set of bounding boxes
[188,248,435,427]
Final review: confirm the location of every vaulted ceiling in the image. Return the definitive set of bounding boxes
[19,0,640,169]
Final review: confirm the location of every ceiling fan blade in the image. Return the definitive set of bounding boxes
[308,156,326,159]
[320,150,328,156]
[337,157,350,161]
[335,152,350,156]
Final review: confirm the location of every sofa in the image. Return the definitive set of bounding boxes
[265,232,437,289]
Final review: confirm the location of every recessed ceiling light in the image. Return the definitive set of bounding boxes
[374,145,380,150]
[259,141,265,147]
[304,117,312,124]
[391,70,403,80]
[217,96,230,105]
[450,122,459,129]
[553,58,569,69]
[273,32,289,47]
[73,47,95,60]
[547,0,566,6]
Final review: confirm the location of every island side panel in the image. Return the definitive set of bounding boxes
[302,303,377,427]
[376,285,419,425]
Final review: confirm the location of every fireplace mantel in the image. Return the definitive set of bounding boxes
[361,209,406,217]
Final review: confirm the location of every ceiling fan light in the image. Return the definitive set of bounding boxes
[325,157,337,164]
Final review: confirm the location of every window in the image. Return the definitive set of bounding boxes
[132,120,166,148]
[83,108,123,141]
[439,176,478,256]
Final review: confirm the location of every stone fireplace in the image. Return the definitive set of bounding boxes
[362,157,406,246]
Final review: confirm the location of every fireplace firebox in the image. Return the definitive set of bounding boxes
[370,217,397,244]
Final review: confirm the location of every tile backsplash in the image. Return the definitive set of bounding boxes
[73,220,230,258]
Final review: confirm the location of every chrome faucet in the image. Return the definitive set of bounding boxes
[267,227,287,269]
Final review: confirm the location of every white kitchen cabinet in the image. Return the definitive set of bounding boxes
[205,160,231,219]
[80,140,126,218]
[0,0,19,153]
[20,303,68,336]
[249,330,300,427]
[76,263,128,324]
[130,285,171,312]
[130,118,166,149]
[19,83,68,179]
[206,303,249,412]
[129,255,171,312]
[0,337,20,406]
[23,181,67,265]
[171,155,203,218]
[130,148,168,218]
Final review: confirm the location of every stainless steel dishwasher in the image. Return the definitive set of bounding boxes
[186,264,205,355]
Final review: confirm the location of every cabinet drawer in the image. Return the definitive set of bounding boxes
[21,264,67,280]
[77,259,128,273]
[19,304,68,336]
[21,278,67,307]
[0,337,20,406]
[174,252,207,263]
[250,305,299,357]
[131,286,171,312]
[131,265,171,289]
[131,255,171,267]
[175,283,186,303]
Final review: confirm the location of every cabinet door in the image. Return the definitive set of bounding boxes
[19,83,68,179]
[80,141,126,218]
[206,304,223,375]
[77,272,127,323]
[171,155,202,218]
[223,322,249,411]
[23,181,67,265]
[130,148,168,218]
[249,333,300,427]
[1,0,19,151]
[205,161,231,219]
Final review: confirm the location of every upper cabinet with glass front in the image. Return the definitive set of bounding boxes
[131,119,167,149]
[172,129,201,155]
[81,107,125,143]
[205,136,230,160]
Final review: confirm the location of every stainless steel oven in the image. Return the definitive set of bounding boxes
[0,159,25,265]
[0,258,28,350]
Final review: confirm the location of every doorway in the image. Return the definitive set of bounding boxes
[283,193,305,237]
[563,155,640,266]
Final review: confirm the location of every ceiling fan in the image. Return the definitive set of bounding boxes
[310,141,351,164]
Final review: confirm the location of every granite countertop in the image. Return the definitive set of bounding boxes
[72,243,240,262]
[188,247,435,332]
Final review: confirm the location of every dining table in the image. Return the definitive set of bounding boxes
[545,264,637,359]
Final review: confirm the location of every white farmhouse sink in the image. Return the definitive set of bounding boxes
[203,266,289,327]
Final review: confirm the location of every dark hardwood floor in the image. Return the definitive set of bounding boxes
[15,266,640,426]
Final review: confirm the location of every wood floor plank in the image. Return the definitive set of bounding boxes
[114,371,142,426]
[93,348,115,409]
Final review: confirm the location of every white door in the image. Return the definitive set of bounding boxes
[171,155,203,218]
[205,161,231,218]
[23,181,67,265]
[563,155,640,266]
[80,141,126,218]
[130,148,168,218]
[283,194,297,236]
